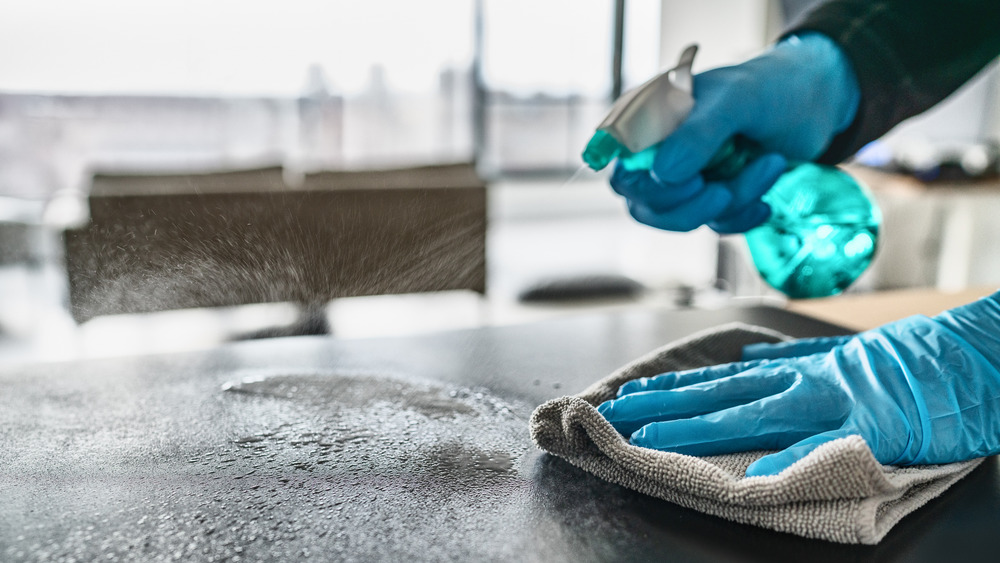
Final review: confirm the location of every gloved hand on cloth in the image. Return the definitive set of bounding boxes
[610,33,860,234]
[598,292,1000,477]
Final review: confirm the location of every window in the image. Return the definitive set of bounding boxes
[0,1,476,198]
[0,1,661,198]
[479,0,661,175]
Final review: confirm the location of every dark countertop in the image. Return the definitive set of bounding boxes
[1,305,998,562]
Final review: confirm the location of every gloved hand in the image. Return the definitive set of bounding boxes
[598,292,1000,477]
[611,33,860,233]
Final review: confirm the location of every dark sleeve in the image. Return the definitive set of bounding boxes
[786,0,1000,164]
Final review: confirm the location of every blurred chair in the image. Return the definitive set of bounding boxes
[63,163,487,332]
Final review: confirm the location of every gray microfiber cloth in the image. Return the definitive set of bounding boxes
[529,323,983,544]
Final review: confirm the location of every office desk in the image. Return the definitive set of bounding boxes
[1,306,997,562]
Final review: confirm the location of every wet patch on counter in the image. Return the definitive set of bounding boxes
[221,372,485,418]
[5,371,542,563]
[216,370,527,477]
[428,442,517,474]
[176,370,536,561]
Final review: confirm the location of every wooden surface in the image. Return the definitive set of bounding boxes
[787,286,998,331]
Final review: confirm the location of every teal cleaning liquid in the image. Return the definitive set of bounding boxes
[746,163,878,298]
[582,133,880,298]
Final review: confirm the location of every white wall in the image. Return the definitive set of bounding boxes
[658,0,779,71]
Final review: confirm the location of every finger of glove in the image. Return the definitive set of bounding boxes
[744,431,848,477]
[627,184,732,232]
[717,152,786,210]
[709,201,772,235]
[599,369,795,437]
[742,335,854,360]
[609,163,704,211]
[617,359,768,397]
[628,391,824,456]
[651,92,739,184]
[706,153,787,234]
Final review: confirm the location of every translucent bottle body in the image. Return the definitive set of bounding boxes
[748,163,879,298]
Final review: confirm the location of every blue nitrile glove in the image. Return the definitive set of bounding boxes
[598,292,1000,477]
[611,33,860,234]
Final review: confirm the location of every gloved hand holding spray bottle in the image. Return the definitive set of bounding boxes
[582,39,880,299]
[589,35,1000,476]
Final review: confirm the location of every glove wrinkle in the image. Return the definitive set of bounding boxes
[861,331,928,465]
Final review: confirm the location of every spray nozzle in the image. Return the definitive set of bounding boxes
[583,44,698,171]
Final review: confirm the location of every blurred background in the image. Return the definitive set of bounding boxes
[1,0,998,363]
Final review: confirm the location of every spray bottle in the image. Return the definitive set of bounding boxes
[582,45,881,299]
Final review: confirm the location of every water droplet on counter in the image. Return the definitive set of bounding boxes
[234,435,265,445]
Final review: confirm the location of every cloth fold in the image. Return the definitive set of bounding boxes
[529,323,982,544]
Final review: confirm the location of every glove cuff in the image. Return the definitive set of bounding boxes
[871,310,1000,464]
[933,291,1000,369]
